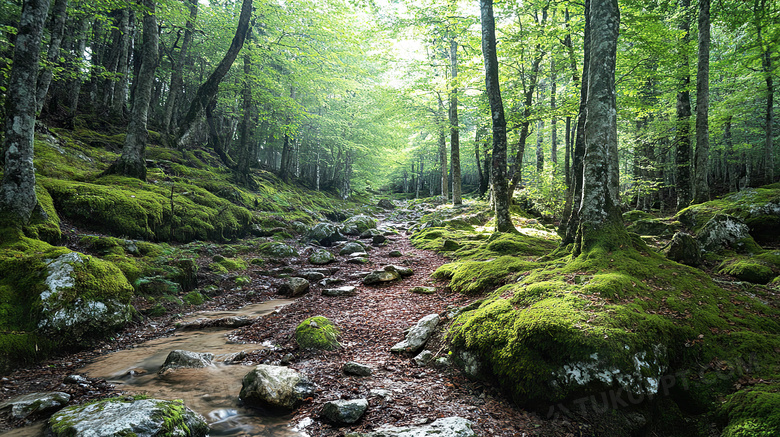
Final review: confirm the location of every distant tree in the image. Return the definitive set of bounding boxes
[0,0,52,225]
[675,0,693,210]
[693,0,710,204]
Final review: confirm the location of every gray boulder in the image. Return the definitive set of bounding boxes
[345,416,476,437]
[410,286,435,295]
[360,229,383,239]
[388,250,403,257]
[259,242,298,258]
[0,392,70,420]
[47,397,208,437]
[343,361,372,376]
[340,242,366,255]
[321,399,368,425]
[666,232,702,266]
[342,215,377,235]
[696,214,751,251]
[323,286,358,297]
[309,249,336,265]
[391,314,440,354]
[377,199,395,209]
[295,270,326,282]
[305,223,346,246]
[158,350,213,374]
[363,269,400,285]
[387,265,413,277]
[279,277,310,297]
[319,278,345,287]
[239,365,315,410]
[413,350,433,366]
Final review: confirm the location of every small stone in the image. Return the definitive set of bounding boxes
[391,314,440,354]
[388,250,402,257]
[295,270,326,282]
[319,278,345,287]
[363,269,400,285]
[372,235,387,245]
[369,389,392,399]
[409,286,435,295]
[323,286,358,297]
[320,399,368,424]
[340,242,366,256]
[343,361,372,376]
[347,257,369,265]
[309,249,336,265]
[413,350,433,366]
[0,392,71,420]
[279,277,310,297]
[64,375,88,384]
[386,265,413,277]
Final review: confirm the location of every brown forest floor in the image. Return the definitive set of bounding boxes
[0,222,586,436]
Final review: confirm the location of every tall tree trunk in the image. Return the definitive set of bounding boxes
[480,0,514,232]
[110,8,132,119]
[164,0,198,133]
[675,0,693,210]
[693,0,710,204]
[235,45,256,189]
[65,17,89,117]
[536,85,545,173]
[438,123,448,198]
[280,133,291,182]
[574,0,626,255]
[450,36,462,206]
[35,0,68,114]
[724,115,736,192]
[561,0,590,245]
[755,0,774,184]
[550,58,558,165]
[1,0,51,225]
[175,0,253,147]
[102,0,158,181]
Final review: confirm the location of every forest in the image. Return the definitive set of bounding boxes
[0,0,779,435]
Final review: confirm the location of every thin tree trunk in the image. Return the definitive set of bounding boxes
[164,0,198,133]
[66,17,89,116]
[575,0,626,255]
[450,36,462,205]
[724,116,736,192]
[35,0,68,114]
[693,0,710,203]
[481,0,514,232]
[536,85,544,173]
[175,0,253,147]
[110,8,132,119]
[438,123,448,198]
[102,0,158,181]
[550,58,558,165]
[561,0,590,246]
[675,0,693,210]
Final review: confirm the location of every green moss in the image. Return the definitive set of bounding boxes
[719,259,776,284]
[434,256,538,294]
[485,233,557,257]
[209,256,247,273]
[22,184,62,244]
[147,303,167,317]
[622,210,654,222]
[720,386,780,437]
[295,316,340,350]
[182,291,205,306]
[234,276,251,286]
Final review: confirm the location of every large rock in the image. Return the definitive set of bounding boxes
[258,242,298,258]
[0,392,70,420]
[342,215,377,236]
[343,361,372,376]
[47,397,208,437]
[309,249,336,265]
[696,214,752,251]
[295,316,340,350]
[38,252,134,346]
[305,223,346,246]
[295,270,326,282]
[239,365,315,410]
[345,416,476,437]
[321,399,368,424]
[339,242,366,256]
[628,218,674,237]
[377,199,395,209]
[158,350,213,374]
[279,277,310,297]
[666,232,702,266]
[391,314,440,354]
[363,269,400,285]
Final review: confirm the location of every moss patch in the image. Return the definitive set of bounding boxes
[295,316,340,350]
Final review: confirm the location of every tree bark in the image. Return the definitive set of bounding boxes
[755,0,774,184]
[164,0,198,133]
[438,114,448,199]
[536,85,544,173]
[0,0,51,225]
[102,0,158,181]
[550,58,558,165]
[110,8,132,119]
[235,45,256,189]
[480,0,514,232]
[175,0,253,147]
[450,36,462,206]
[693,0,710,204]
[35,0,68,114]
[675,0,693,210]
[561,0,590,245]
[574,0,626,255]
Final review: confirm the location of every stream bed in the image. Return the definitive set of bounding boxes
[1,300,306,437]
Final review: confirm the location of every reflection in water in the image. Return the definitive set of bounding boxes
[77,299,305,437]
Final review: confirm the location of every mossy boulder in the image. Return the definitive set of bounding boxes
[37,252,134,347]
[666,232,702,267]
[304,222,346,246]
[433,256,537,294]
[257,242,298,258]
[341,215,377,235]
[719,386,780,437]
[295,316,340,350]
[696,214,753,252]
[719,259,776,284]
[627,218,675,237]
[239,365,316,411]
[47,397,208,437]
[309,249,336,265]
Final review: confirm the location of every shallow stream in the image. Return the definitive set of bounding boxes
[1,300,305,437]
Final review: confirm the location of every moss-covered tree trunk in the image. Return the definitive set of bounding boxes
[102,0,158,181]
[480,0,514,233]
[693,0,710,204]
[574,0,628,255]
[0,0,51,225]
[675,0,693,210]
[35,0,68,114]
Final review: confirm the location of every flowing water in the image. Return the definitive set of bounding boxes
[1,300,306,437]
